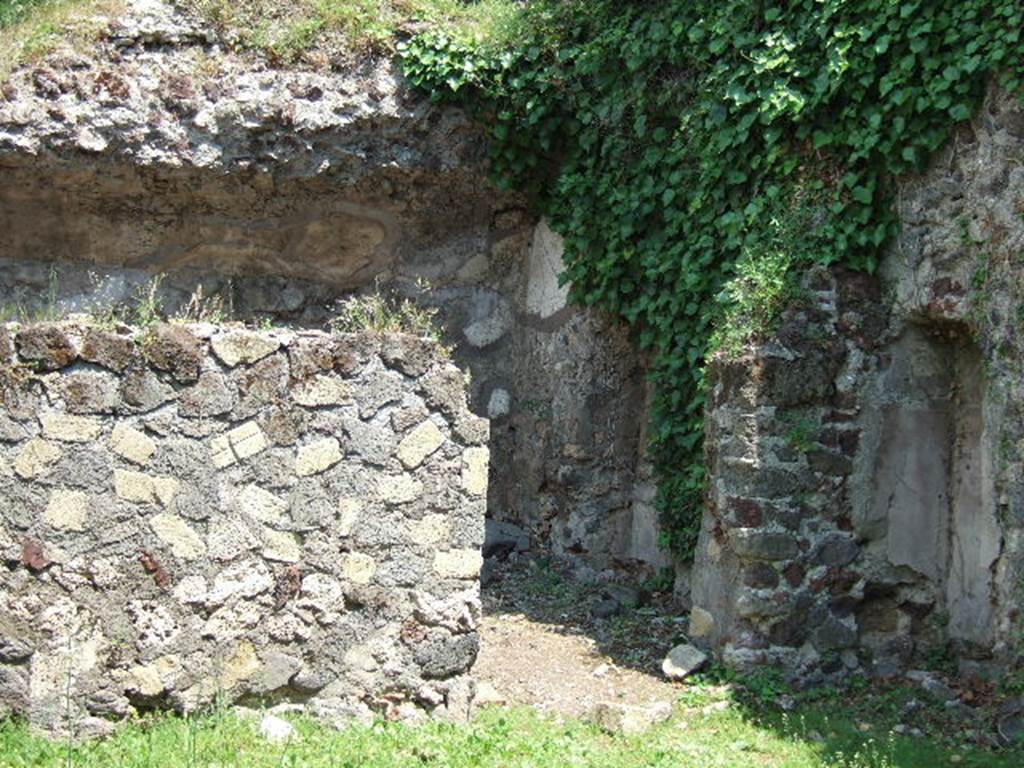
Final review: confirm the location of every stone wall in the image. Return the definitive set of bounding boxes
[0,0,660,580]
[691,85,1024,682]
[0,321,488,735]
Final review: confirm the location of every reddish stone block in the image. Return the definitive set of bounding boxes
[728,497,764,528]
[783,562,805,588]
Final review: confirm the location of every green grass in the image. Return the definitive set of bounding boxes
[0,0,523,78]
[329,288,446,342]
[184,0,524,63]
[0,0,52,26]
[0,0,118,79]
[1,694,1019,768]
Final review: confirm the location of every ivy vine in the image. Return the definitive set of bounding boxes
[400,0,1024,560]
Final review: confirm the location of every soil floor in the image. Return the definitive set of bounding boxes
[474,555,687,717]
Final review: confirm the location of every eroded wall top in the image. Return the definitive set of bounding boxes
[0,0,509,286]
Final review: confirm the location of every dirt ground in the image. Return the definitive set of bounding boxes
[474,556,688,717]
[471,556,1024,755]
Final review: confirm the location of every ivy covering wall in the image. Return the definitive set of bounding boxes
[400,0,1024,559]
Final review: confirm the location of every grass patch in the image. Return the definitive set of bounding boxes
[706,197,823,359]
[0,0,52,26]
[0,0,118,79]
[0,1,524,77]
[329,287,446,342]
[1,697,1020,768]
[184,0,524,64]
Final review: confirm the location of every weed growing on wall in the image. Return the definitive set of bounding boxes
[782,414,819,456]
[329,284,447,346]
[400,0,1024,559]
[0,266,61,323]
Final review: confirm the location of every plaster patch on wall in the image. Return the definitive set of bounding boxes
[525,219,569,319]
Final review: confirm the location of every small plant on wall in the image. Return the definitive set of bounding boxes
[329,281,448,345]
